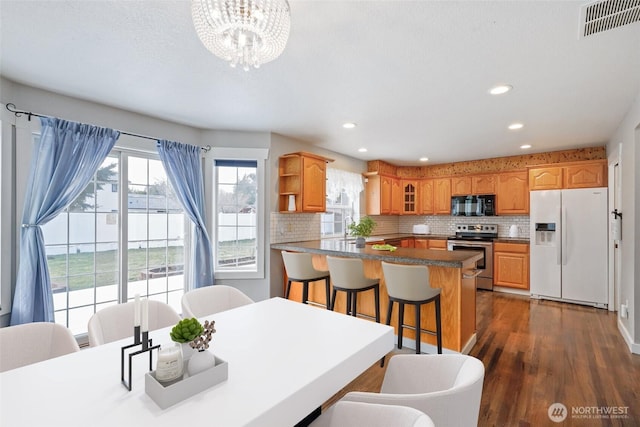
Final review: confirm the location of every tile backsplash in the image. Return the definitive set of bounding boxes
[271,212,530,243]
[399,215,530,238]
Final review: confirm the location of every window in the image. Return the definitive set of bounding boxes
[321,190,356,237]
[42,151,189,335]
[214,160,258,272]
[321,168,363,238]
[209,147,267,280]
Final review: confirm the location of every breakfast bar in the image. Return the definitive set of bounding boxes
[271,240,483,353]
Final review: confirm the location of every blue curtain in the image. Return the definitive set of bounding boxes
[10,118,119,325]
[157,140,214,289]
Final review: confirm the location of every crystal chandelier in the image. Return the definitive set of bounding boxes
[192,0,291,71]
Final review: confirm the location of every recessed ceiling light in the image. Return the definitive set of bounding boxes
[342,122,357,129]
[358,148,367,153]
[520,144,532,149]
[419,157,429,162]
[508,123,524,130]
[489,84,513,95]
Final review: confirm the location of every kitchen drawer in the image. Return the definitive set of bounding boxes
[494,242,529,253]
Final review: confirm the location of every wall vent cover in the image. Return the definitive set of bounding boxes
[579,0,640,38]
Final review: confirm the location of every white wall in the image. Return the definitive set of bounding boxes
[607,88,640,354]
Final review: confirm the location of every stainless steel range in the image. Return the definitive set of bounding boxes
[447,224,497,290]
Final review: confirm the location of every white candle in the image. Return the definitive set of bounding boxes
[134,294,141,327]
[141,298,149,332]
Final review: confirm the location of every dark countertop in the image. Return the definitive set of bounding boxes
[271,239,483,268]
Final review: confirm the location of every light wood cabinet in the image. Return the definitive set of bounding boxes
[564,161,606,188]
[414,238,428,249]
[493,242,529,290]
[279,152,333,213]
[364,173,393,215]
[472,174,496,194]
[529,167,563,191]
[414,238,446,250]
[401,180,419,214]
[530,160,607,191]
[428,239,447,250]
[418,179,434,215]
[496,171,529,215]
[391,177,403,215]
[433,178,451,214]
[451,176,472,196]
[400,238,415,248]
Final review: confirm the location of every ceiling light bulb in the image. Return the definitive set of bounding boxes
[419,157,429,162]
[342,122,357,129]
[520,144,532,149]
[508,123,524,130]
[489,85,513,95]
[358,148,367,153]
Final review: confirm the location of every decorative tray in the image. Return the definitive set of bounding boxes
[145,355,228,409]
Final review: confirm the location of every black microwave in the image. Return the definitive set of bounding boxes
[451,195,496,216]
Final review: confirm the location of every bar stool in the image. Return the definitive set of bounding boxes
[281,251,331,309]
[326,256,380,323]
[381,261,442,354]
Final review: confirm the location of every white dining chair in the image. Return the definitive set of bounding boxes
[0,322,80,372]
[310,401,435,427]
[341,354,485,427]
[87,300,181,346]
[181,285,254,318]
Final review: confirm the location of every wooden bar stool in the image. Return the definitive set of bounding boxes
[326,256,380,323]
[381,261,442,354]
[281,251,331,309]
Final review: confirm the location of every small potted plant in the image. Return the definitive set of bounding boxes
[348,216,377,248]
[170,318,204,361]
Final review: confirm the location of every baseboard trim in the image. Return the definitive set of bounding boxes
[617,318,640,354]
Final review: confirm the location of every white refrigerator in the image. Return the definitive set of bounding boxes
[529,188,608,307]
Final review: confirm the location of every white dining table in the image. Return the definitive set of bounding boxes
[0,297,394,427]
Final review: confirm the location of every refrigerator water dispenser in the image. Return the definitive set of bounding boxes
[534,223,556,245]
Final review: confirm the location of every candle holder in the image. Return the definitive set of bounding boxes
[121,327,160,391]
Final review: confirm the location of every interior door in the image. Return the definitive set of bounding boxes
[561,188,608,305]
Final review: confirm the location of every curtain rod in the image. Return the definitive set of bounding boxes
[4,103,211,152]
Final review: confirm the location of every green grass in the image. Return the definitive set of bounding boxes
[47,240,256,291]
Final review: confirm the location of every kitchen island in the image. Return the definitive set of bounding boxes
[271,239,483,353]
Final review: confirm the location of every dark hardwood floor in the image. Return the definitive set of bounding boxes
[325,291,640,426]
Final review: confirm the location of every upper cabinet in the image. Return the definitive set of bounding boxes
[451,176,472,196]
[390,177,403,215]
[563,161,606,188]
[452,174,496,195]
[529,167,563,191]
[496,171,529,215]
[472,174,496,194]
[418,179,434,215]
[529,160,606,191]
[365,173,397,215]
[279,152,333,213]
[433,178,451,215]
[401,179,419,215]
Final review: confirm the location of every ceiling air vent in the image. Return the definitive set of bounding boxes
[579,0,640,38]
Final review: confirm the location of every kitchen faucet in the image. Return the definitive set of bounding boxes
[344,215,353,239]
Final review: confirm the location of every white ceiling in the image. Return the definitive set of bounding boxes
[1,1,639,166]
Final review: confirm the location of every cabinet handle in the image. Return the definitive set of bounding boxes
[463,269,483,279]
